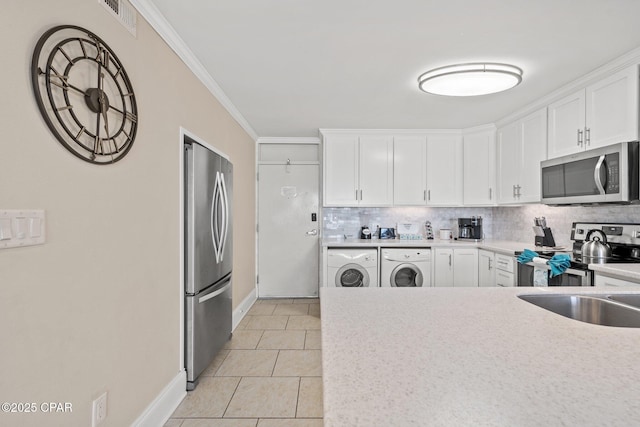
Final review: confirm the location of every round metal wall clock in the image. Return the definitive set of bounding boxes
[31,25,138,164]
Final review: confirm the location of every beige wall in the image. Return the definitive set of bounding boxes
[0,1,255,426]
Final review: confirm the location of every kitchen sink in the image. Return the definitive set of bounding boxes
[607,294,640,309]
[518,294,640,327]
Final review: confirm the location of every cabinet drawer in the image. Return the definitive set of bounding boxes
[594,274,640,287]
[496,270,515,287]
[495,253,515,273]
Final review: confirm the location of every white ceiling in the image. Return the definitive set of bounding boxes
[141,0,640,138]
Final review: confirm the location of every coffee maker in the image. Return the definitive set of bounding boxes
[458,217,483,241]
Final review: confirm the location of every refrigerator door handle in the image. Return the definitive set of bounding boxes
[198,280,232,304]
[219,172,229,261]
[211,171,223,263]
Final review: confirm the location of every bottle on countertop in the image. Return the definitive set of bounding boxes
[424,221,434,240]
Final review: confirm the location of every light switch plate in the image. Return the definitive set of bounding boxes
[0,210,45,249]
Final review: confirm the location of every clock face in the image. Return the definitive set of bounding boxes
[31,25,138,164]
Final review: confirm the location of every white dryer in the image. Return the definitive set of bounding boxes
[381,248,431,287]
[327,248,378,287]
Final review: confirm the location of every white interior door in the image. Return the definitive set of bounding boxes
[258,163,319,297]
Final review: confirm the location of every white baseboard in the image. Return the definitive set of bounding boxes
[132,370,186,427]
[132,291,256,426]
[233,289,257,331]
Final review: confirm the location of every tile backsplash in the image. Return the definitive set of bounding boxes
[323,204,640,246]
[493,204,640,247]
[322,207,494,240]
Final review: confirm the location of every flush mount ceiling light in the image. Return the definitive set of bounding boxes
[418,63,523,97]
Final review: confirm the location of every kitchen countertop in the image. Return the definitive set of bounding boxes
[320,287,640,427]
[589,263,640,282]
[322,238,541,256]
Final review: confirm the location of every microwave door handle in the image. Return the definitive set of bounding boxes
[594,155,606,195]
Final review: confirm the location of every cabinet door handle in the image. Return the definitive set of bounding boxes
[585,127,590,146]
[423,190,426,201]
[359,189,363,200]
[512,184,516,198]
[489,188,492,200]
[577,129,583,146]
[488,258,493,270]
[355,189,358,201]
[428,190,431,201]
[448,254,452,266]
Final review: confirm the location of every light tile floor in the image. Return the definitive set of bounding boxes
[166,298,323,427]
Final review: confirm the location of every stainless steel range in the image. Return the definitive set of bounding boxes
[517,222,640,287]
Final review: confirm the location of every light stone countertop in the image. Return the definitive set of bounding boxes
[322,238,545,256]
[320,286,640,427]
[589,263,640,282]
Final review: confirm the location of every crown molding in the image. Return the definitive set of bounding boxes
[462,123,496,135]
[318,128,463,137]
[129,0,259,141]
[257,137,321,145]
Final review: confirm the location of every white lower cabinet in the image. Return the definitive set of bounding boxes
[434,248,478,287]
[479,250,515,287]
[478,250,495,287]
[496,270,515,287]
[594,274,640,287]
[495,253,515,287]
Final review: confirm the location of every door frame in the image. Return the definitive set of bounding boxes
[255,137,321,297]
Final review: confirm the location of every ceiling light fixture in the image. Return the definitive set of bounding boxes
[418,63,523,97]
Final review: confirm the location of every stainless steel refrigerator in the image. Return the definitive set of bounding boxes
[184,139,233,390]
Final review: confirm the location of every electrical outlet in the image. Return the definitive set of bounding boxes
[92,392,108,427]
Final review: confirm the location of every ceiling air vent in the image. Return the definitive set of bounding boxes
[98,0,137,37]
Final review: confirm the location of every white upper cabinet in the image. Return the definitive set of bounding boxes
[547,90,585,158]
[496,122,520,204]
[586,66,639,148]
[393,135,427,205]
[548,65,639,158]
[323,133,393,207]
[463,127,496,206]
[359,135,394,205]
[393,132,462,206]
[324,134,359,206]
[519,109,548,203]
[426,134,463,206]
[497,108,547,204]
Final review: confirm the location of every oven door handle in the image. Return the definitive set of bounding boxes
[524,261,587,277]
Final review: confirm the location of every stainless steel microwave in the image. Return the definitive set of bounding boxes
[541,141,639,205]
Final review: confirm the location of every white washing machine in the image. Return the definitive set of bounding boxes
[381,248,431,287]
[326,248,378,287]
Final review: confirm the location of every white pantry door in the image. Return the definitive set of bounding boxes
[258,163,319,297]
